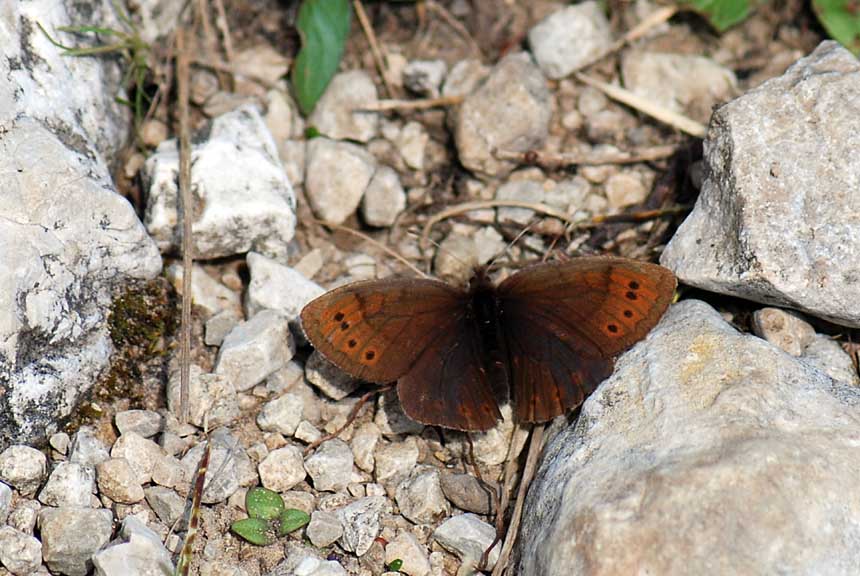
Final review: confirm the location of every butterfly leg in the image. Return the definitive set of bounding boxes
[302,384,395,456]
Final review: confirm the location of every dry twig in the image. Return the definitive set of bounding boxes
[425,0,483,59]
[353,0,397,98]
[176,28,193,425]
[356,94,464,112]
[494,144,679,169]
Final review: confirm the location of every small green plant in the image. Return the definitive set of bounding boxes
[291,0,352,116]
[37,2,153,135]
[231,487,310,546]
[813,0,860,55]
[387,558,404,572]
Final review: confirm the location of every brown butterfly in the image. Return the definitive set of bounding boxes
[300,257,676,431]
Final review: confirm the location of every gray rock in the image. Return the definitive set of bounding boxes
[802,334,860,388]
[433,513,498,570]
[661,42,860,328]
[305,138,377,224]
[0,482,11,523]
[38,462,96,508]
[518,300,860,575]
[69,426,110,468]
[6,500,40,535]
[115,410,164,439]
[166,365,239,428]
[496,179,545,225]
[350,422,381,473]
[92,516,174,576]
[180,432,242,504]
[145,485,187,527]
[294,421,323,444]
[440,472,493,515]
[621,51,738,123]
[282,490,317,516]
[0,526,42,576]
[310,70,379,142]
[604,170,649,209]
[453,52,551,177]
[291,556,348,576]
[96,458,145,504]
[164,263,242,318]
[337,496,389,556]
[258,446,307,492]
[384,532,431,576]
[306,510,344,547]
[39,507,113,576]
[396,121,429,171]
[752,307,816,357]
[49,432,71,456]
[205,309,243,347]
[528,2,613,79]
[442,59,490,98]
[305,351,359,401]
[246,252,325,322]
[143,104,296,260]
[361,166,407,227]
[0,446,47,496]
[403,60,448,97]
[432,228,506,284]
[257,391,306,436]
[215,309,295,391]
[374,437,419,494]
[305,439,354,492]
[111,432,165,485]
[395,466,451,524]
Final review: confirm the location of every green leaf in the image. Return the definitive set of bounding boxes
[278,508,311,536]
[682,0,751,31]
[291,0,352,116]
[245,487,285,521]
[388,559,404,571]
[230,517,275,546]
[813,0,860,55]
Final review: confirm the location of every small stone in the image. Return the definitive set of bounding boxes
[0,526,42,576]
[0,483,11,523]
[442,59,489,98]
[245,252,324,322]
[49,432,70,455]
[440,472,493,514]
[496,179,545,225]
[802,335,860,388]
[257,392,306,436]
[215,309,295,392]
[295,421,323,444]
[165,263,241,317]
[7,501,39,535]
[305,351,359,400]
[433,513,499,570]
[92,516,174,576]
[403,59,447,97]
[258,446,307,492]
[305,439,354,493]
[265,87,294,143]
[145,486,187,527]
[351,422,381,473]
[282,490,316,515]
[0,446,47,496]
[293,556,348,576]
[374,437,419,493]
[361,166,407,227]
[267,361,307,394]
[39,507,114,576]
[384,532,431,576]
[282,140,307,186]
[337,496,389,556]
[397,121,429,171]
[375,389,425,436]
[604,171,648,209]
[528,1,614,79]
[311,70,379,142]
[111,432,166,485]
[752,308,816,357]
[140,119,168,148]
[37,462,95,508]
[69,427,110,467]
[115,409,164,438]
[395,466,451,524]
[205,309,243,347]
[345,253,378,279]
[167,365,240,428]
[305,138,377,225]
[180,433,242,504]
[306,510,344,547]
[97,458,146,504]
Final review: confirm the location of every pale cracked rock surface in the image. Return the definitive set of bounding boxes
[245,252,324,322]
[305,439,354,493]
[453,52,551,177]
[305,138,377,224]
[38,462,95,508]
[661,41,860,328]
[337,496,389,556]
[517,299,860,576]
[528,2,613,79]
[143,104,297,260]
[39,507,113,576]
[214,309,295,392]
[310,70,379,142]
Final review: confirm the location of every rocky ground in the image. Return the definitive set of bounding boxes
[1,1,859,575]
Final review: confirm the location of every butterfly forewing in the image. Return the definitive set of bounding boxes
[301,278,468,383]
[497,258,676,423]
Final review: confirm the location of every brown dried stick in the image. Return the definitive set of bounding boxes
[177,29,194,425]
[356,94,464,112]
[353,0,396,98]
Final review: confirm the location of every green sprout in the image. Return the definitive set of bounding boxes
[231,487,310,546]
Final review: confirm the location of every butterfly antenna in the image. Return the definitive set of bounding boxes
[485,220,539,273]
[406,227,473,277]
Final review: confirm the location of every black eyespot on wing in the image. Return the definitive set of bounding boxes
[334,312,345,321]
[625,291,637,300]
[365,350,376,361]
[607,324,619,333]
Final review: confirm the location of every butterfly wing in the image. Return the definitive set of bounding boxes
[301,277,502,430]
[496,257,676,423]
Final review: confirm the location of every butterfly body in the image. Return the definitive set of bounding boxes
[301,257,676,431]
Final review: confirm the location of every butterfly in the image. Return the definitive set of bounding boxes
[300,257,676,431]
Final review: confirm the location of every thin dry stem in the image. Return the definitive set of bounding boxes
[356,94,464,112]
[353,0,396,98]
[425,0,483,59]
[212,0,235,67]
[177,29,193,425]
[494,144,679,168]
[574,72,707,137]
[491,424,545,576]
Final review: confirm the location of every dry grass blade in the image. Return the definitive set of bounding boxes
[175,441,211,576]
[424,0,483,59]
[353,0,396,98]
[356,94,464,112]
[177,28,193,425]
